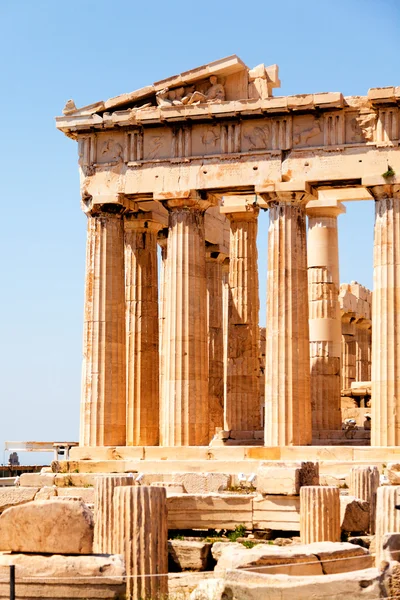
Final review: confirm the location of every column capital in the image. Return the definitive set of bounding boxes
[220,196,259,220]
[154,190,216,212]
[157,228,169,249]
[124,211,166,233]
[306,199,346,218]
[81,193,138,216]
[257,189,314,208]
[366,184,400,201]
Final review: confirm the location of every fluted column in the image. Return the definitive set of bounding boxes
[263,194,312,446]
[341,316,356,389]
[80,206,126,447]
[306,200,345,432]
[370,186,400,445]
[114,486,168,600]
[159,193,213,446]
[93,475,134,553]
[222,259,230,422]
[300,486,341,543]
[206,247,226,439]
[223,205,260,432]
[349,466,379,534]
[125,213,163,446]
[355,320,372,381]
[375,486,400,566]
[158,229,168,439]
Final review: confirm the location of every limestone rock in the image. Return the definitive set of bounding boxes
[257,462,318,496]
[0,499,94,554]
[169,539,212,571]
[151,481,185,494]
[172,472,231,493]
[340,495,370,533]
[58,486,95,504]
[19,473,55,487]
[0,487,39,513]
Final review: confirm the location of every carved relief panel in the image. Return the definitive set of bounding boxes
[143,127,173,160]
[346,111,377,144]
[192,125,221,156]
[96,133,125,164]
[293,115,324,147]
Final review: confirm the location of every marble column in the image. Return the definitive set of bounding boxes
[80,206,126,447]
[224,206,260,433]
[370,185,400,446]
[306,200,345,431]
[341,315,356,390]
[158,229,168,439]
[160,194,212,446]
[355,320,372,381]
[125,212,163,446]
[264,194,312,446]
[206,247,226,440]
[222,259,230,424]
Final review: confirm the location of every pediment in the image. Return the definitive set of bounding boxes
[62,55,280,117]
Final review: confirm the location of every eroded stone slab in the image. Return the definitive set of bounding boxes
[169,540,212,571]
[0,487,39,513]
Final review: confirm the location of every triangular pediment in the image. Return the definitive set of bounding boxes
[61,55,280,117]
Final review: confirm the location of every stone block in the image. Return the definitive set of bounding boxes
[340,496,370,533]
[0,552,125,599]
[55,473,99,487]
[19,473,55,487]
[0,487,39,513]
[168,540,212,571]
[167,493,253,530]
[172,472,231,493]
[257,462,318,495]
[219,566,383,599]
[58,486,95,504]
[0,499,94,554]
[35,486,57,500]
[151,481,185,493]
[212,540,371,576]
[252,494,300,531]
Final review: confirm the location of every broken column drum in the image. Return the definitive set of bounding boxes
[93,474,134,554]
[300,486,341,544]
[113,485,168,600]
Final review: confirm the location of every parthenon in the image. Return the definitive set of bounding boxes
[55,54,400,450]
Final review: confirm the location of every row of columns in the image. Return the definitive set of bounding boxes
[80,185,400,447]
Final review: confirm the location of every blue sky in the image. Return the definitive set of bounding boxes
[0,0,399,460]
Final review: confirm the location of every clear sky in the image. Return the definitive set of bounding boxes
[0,0,399,461]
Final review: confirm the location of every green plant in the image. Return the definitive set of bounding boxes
[83,483,93,488]
[227,524,246,542]
[172,534,185,541]
[382,165,395,178]
[241,540,257,549]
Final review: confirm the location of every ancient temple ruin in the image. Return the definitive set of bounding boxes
[56,54,400,449]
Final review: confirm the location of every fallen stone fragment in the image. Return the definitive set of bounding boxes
[257,462,319,496]
[340,495,370,533]
[0,498,94,554]
[169,539,212,571]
